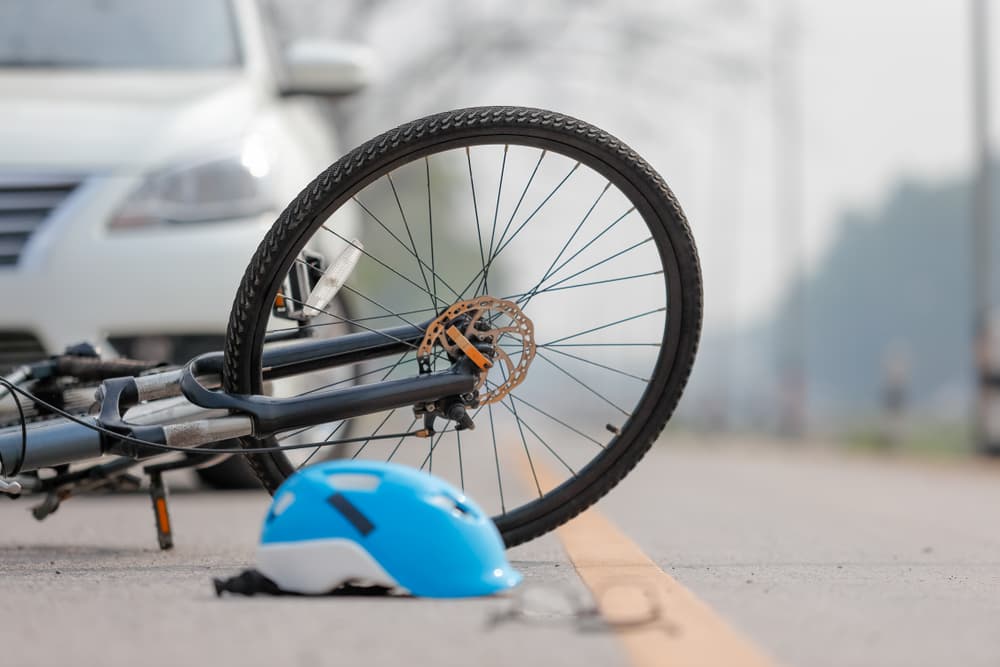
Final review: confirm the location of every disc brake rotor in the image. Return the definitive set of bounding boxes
[417,296,536,405]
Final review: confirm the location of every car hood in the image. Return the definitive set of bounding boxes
[0,71,264,172]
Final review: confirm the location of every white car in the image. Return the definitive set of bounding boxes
[0,0,369,369]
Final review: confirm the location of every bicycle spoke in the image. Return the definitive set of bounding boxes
[539,345,650,382]
[352,409,399,460]
[265,305,438,336]
[489,390,578,477]
[479,149,547,289]
[456,150,547,299]
[293,257,425,330]
[419,430,447,473]
[456,428,465,491]
[500,341,662,349]
[530,205,634,290]
[487,401,506,514]
[505,391,604,449]
[321,227,450,309]
[388,172,435,310]
[517,208,637,309]
[482,145,509,295]
[385,417,419,462]
[288,349,415,466]
[470,161,580,298]
[506,270,665,301]
[543,307,666,347]
[297,419,349,469]
[490,161,580,263]
[518,181,611,305]
[346,306,438,324]
[277,292,422,350]
[426,157,438,315]
[540,342,663,348]
[487,146,508,258]
[498,363,542,499]
[352,195,461,302]
[536,350,631,416]
[466,147,486,274]
[528,236,654,298]
[340,285,425,330]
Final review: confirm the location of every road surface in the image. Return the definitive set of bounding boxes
[3,437,999,667]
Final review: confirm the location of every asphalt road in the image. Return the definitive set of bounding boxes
[3,438,999,667]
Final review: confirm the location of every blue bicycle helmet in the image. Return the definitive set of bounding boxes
[255,461,522,598]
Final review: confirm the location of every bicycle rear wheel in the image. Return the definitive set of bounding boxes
[224,107,702,546]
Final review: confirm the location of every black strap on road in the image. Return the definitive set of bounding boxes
[213,569,396,597]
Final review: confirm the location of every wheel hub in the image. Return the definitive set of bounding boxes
[417,296,536,405]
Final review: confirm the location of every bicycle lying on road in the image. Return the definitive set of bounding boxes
[0,107,702,549]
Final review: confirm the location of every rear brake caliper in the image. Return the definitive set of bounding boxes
[414,296,536,435]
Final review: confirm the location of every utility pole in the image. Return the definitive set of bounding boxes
[773,0,806,438]
[971,0,996,454]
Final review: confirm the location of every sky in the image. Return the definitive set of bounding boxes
[642,0,985,334]
[801,1,973,260]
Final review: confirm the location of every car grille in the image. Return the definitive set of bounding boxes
[0,331,46,374]
[0,174,81,266]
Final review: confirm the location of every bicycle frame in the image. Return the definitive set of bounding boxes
[0,320,478,477]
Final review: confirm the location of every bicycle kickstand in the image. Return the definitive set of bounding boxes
[146,469,173,551]
[141,453,229,551]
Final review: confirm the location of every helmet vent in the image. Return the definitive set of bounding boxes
[266,491,296,522]
[428,493,478,520]
[326,472,381,491]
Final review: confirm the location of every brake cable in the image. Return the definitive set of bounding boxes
[0,378,28,477]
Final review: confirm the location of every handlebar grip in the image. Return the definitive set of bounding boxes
[54,356,161,382]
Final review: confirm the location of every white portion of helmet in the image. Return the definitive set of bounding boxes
[257,538,400,595]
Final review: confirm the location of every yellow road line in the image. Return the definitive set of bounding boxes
[533,463,776,667]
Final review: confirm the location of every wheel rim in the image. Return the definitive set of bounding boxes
[240,137,683,528]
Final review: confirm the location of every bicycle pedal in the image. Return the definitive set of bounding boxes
[305,239,363,313]
[0,477,22,496]
[148,471,173,551]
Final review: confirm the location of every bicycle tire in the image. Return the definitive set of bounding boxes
[223,106,702,547]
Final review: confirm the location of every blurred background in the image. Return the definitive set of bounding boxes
[3,0,1000,463]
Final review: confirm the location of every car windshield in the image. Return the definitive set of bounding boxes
[0,0,241,69]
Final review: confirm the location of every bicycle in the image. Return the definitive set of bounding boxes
[0,107,702,549]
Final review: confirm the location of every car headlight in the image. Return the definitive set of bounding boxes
[109,141,275,229]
